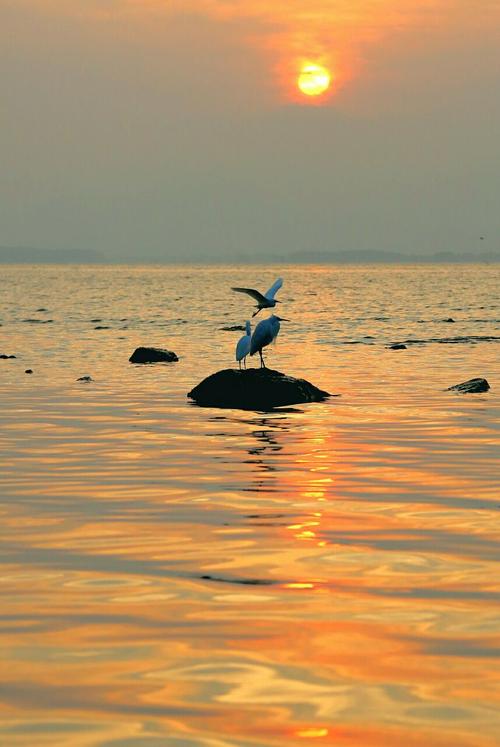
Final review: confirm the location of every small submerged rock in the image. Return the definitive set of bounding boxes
[77,375,93,382]
[0,354,16,359]
[447,378,490,394]
[388,343,407,350]
[220,325,246,332]
[129,346,179,364]
[22,318,53,324]
[188,367,331,410]
[25,369,33,374]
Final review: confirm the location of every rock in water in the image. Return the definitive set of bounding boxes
[447,378,490,393]
[388,343,407,350]
[188,368,331,410]
[129,347,178,364]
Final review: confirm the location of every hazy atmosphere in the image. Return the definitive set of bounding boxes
[2,0,500,262]
[2,5,500,744]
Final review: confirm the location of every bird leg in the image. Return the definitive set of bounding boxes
[238,360,242,370]
[259,350,266,368]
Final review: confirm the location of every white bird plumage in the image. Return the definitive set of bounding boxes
[250,314,289,368]
[235,320,252,369]
[231,277,283,317]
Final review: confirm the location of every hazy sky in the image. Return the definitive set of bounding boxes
[2,0,499,260]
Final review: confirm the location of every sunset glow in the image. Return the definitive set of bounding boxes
[297,64,331,97]
[1,0,500,742]
[20,1,500,107]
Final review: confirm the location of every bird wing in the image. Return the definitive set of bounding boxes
[250,319,274,355]
[265,277,283,300]
[236,334,251,361]
[231,287,268,305]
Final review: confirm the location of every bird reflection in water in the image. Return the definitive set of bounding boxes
[247,419,284,464]
[208,412,295,490]
[244,417,292,484]
[207,411,333,555]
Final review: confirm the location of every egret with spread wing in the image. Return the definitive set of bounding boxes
[231,277,283,317]
[235,320,252,369]
[250,314,289,368]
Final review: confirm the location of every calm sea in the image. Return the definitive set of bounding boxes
[0,264,499,747]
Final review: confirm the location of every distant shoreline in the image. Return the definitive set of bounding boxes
[1,259,499,266]
[1,247,498,266]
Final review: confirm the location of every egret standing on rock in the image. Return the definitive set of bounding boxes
[250,314,289,368]
[231,277,283,318]
[235,320,252,369]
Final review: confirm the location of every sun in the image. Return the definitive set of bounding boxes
[297,63,331,97]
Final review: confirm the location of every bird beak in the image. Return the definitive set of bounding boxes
[278,317,290,321]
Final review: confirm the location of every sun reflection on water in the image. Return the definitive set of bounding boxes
[0,264,498,746]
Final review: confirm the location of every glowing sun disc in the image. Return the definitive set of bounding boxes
[298,64,331,97]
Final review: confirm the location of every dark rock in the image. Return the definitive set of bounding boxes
[129,346,178,364]
[188,368,331,410]
[90,319,102,323]
[35,308,48,312]
[77,376,93,382]
[0,354,16,359]
[443,318,455,323]
[447,378,490,394]
[94,325,110,330]
[25,369,33,374]
[220,325,246,332]
[388,343,407,350]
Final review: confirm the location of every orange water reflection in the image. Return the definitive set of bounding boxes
[0,265,499,746]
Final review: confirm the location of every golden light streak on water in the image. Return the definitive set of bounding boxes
[0,264,498,746]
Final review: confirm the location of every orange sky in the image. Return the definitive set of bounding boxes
[3,0,499,260]
[191,0,443,100]
[21,0,500,101]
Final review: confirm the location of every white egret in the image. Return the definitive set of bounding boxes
[250,314,289,368]
[235,320,252,369]
[231,277,283,317]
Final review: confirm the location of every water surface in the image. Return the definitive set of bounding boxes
[0,264,499,746]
